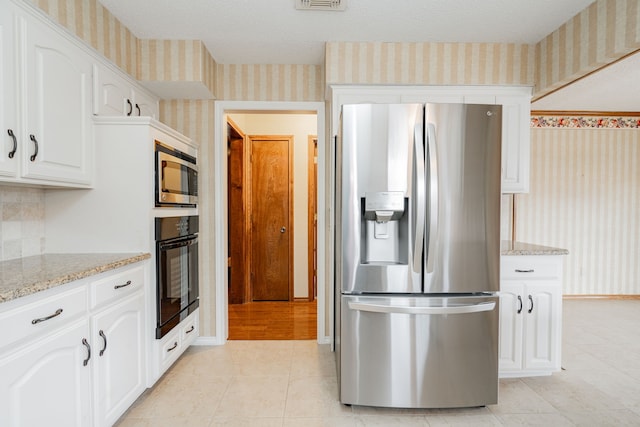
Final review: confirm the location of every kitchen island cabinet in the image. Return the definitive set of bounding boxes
[0,255,149,427]
[0,0,93,187]
[499,247,568,378]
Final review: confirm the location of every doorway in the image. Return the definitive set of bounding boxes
[225,112,318,340]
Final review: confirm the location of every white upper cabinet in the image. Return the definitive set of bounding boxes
[497,94,530,193]
[93,63,159,119]
[0,0,18,177]
[0,0,93,187]
[331,85,532,193]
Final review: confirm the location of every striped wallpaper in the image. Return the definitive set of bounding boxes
[215,64,324,102]
[32,0,138,76]
[138,40,217,96]
[535,0,640,99]
[159,100,216,336]
[325,42,536,86]
[511,127,640,295]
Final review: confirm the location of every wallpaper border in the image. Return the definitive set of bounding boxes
[531,116,640,129]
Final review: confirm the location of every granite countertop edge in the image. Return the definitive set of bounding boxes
[501,241,569,256]
[0,253,151,304]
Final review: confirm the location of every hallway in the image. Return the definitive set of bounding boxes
[228,301,317,340]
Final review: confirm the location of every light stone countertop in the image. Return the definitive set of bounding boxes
[0,253,151,303]
[501,240,569,256]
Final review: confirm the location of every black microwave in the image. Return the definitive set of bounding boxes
[155,142,198,207]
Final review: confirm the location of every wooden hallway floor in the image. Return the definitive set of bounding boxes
[228,301,317,340]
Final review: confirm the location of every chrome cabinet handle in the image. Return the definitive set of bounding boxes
[7,129,17,158]
[32,308,63,324]
[516,295,523,314]
[82,338,91,366]
[185,325,195,334]
[114,280,132,290]
[127,99,133,116]
[515,269,534,273]
[528,295,534,313]
[29,134,38,161]
[167,342,178,352]
[99,330,107,356]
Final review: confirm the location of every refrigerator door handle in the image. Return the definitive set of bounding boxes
[412,123,426,273]
[425,123,438,273]
[348,301,496,315]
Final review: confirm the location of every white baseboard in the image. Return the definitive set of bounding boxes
[192,336,224,346]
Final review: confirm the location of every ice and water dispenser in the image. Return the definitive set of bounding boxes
[361,191,408,265]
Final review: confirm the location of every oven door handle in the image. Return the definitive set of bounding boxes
[159,239,197,251]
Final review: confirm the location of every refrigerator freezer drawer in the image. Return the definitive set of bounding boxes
[339,295,499,408]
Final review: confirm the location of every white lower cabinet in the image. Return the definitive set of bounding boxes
[0,320,92,427]
[0,262,148,426]
[91,292,146,427]
[499,256,563,377]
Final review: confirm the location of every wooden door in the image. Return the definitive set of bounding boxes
[249,135,293,301]
[307,136,318,301]
[227,120,247,304]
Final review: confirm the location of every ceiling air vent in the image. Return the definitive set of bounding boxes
[295,0,346,11]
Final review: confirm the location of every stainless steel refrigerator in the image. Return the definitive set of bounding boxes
[335,103,502,409]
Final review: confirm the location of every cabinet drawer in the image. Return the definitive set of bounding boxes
[159,328,182,373]
[501,256,562,280]
[181,313,198,344]
[0,286,88,352]
[90,265,145,309]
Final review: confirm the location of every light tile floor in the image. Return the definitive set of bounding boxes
[116,299,640,426]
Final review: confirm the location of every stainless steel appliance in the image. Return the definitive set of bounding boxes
[155,141,198,207]
[155,215,199,338]
[335,103,502,408]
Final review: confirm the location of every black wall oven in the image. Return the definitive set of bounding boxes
[155,215,199,339]
[155,141,198,207]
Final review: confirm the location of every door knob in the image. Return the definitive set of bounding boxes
[280,227,286,233]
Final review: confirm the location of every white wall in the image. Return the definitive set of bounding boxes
[228,113,317,299]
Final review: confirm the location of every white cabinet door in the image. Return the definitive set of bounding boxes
[0,1,17,177]
[94,63,159,119]
[0,320,92,427]
[524,283,562,372]
[498,282,524,372]
[21,12,93,185]
[131,87,158,118]
[92,291,146,427]
[93,63,132,116]
[497,95,530,193]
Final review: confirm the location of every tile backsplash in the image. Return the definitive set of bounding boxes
[0,186,45,261]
